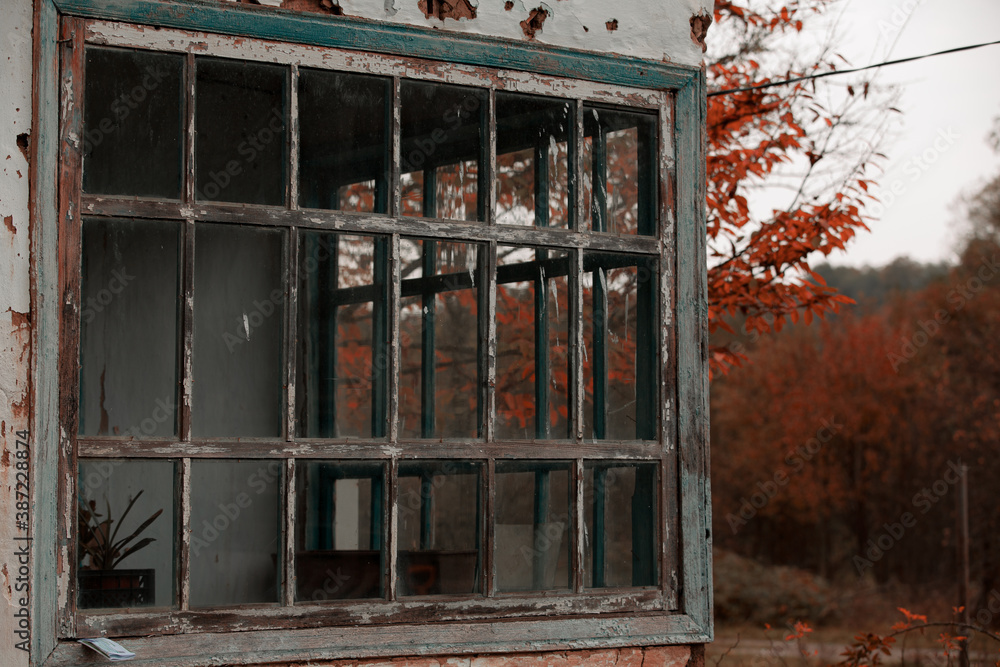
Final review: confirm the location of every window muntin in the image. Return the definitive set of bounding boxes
[68,28,674,637]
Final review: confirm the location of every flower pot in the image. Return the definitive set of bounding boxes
[78,568,155,609]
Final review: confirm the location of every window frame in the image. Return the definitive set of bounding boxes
[31,1,710,664]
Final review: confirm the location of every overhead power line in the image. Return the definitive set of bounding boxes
[708,38,1000,97]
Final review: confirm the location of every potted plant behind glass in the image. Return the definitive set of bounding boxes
[77,490,163,609]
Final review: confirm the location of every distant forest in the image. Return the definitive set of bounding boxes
[710,167,1000,619]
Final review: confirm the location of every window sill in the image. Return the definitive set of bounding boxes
[47,613,709,667]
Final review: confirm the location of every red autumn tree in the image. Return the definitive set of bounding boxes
[707,0,892,374]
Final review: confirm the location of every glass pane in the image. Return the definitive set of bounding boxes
[495,93,571,228]
[196,58,287,205]
[77,459,176,609]
[79,218,179,438]
[296,232,388,438]
[299,69,389,212]
[495,461,571,592]
[189,460,281,607]
[583,106,657,236]
[584,462,658,588]
[400,82,485,221]
[193,224,284,437]
[582,253,658,440]
[296,461,383,601]
[83,47,184,198]
[397,461,480,596]
[398,240,481,439]
[496,246,570,440]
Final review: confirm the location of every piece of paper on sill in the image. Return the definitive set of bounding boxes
[78,637,136,662]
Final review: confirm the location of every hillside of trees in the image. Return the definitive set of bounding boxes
[711,165,1000,625]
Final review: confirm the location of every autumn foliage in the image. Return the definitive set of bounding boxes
[707,0,883,374]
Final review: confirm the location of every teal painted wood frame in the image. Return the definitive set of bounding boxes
[29,0,711,664]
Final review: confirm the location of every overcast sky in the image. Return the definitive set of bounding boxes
[822,0,1000,268]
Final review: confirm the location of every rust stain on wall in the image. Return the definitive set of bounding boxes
[605,18,618,31]
[3,215,14,235]
[10,397,26,420]
[9,310,29,330]
[520,7,548,38]
[417,0,477,21]
[504,0,513,9]
[689,13,712,53]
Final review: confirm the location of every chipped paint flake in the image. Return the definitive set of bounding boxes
[417,0,477,21]
[520,6,549,39]
[689,12,713,53]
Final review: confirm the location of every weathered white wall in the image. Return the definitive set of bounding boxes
[0,0,34,664]
[337,0,714,68]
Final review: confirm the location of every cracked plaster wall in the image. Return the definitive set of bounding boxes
[247,0,713,67]
[0,0,34,665]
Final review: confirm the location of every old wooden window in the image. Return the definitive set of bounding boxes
[45,6,708,660]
